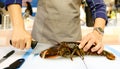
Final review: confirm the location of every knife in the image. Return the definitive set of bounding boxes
[10,40,52,55]
[4,59,25,69]
[0,50,15,64]
[4,40,38,69]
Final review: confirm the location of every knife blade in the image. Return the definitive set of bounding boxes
[0,50,15,64]
[32,42,54,56]
[10,40,53,55]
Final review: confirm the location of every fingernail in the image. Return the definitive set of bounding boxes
[79,44,82,49]
[91,48,95,52]
[97,51,101,54]
[97,52,100,54]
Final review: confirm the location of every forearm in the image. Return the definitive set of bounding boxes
[94,18,106,29]
[87,0,108,27]
[8,4,25,30]
[92,18,106,37]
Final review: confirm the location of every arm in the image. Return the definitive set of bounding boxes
[79,0,107,54]
[86,0,107,29]
[6,0,32,50]
[8,4,25,30]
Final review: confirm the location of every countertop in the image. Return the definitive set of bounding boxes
[0,44,120,69]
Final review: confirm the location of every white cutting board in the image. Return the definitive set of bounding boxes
[0,45,120,69]
[20,44,120,69]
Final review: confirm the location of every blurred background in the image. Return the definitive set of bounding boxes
[21,0,120,27]
[80,0,120,27]
[0,0,120,29]
[0,0,120,46]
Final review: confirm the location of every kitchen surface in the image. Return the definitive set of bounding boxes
[0,42,120,69]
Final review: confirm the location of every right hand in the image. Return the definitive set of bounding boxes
[7,4,32,50]
[11,29,32,50]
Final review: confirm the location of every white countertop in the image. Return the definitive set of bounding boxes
[0,44,120,69]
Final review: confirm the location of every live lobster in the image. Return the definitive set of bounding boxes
[40,41,115,60]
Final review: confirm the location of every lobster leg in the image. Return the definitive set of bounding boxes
[70,48,77,61]
[75,50,84,60]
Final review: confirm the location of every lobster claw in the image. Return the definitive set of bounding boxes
[40,46,59,58]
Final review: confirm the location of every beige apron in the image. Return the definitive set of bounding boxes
[32,0,82,45]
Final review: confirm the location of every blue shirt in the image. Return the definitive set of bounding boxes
[0,0,5,3]
[2,0,22,9]
[4,0,107,22]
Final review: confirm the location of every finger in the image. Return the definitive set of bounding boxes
[25,40,31,49]
[15,40,20,49]
[76,41,81,43]
[91,42,102,52]
[79,36,90,49]
[12,40,16,47]
[97,44,104,54]
[76,41,81,45]
[19,39,25,50]
[83,39,95,52]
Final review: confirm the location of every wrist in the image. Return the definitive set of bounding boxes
[93,27,104,36]
[13,25,25,32]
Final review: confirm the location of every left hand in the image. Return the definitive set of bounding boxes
[78,30,104,54]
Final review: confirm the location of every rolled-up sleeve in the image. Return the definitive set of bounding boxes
[86,0,108,23]
[5,0,22,10]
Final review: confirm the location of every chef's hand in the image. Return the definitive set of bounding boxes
[78,30,104,54]
[7,4,32,50]
[11,29,32,50]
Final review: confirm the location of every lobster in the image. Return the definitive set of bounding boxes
[40,41,115,60]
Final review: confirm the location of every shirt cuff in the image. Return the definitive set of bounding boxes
[95,12,108,25]
[5,0,22,10]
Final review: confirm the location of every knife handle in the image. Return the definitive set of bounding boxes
[4,59,25,69]
[10,40,38,49]
[3,50,15,58]
[31,40,38,49]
